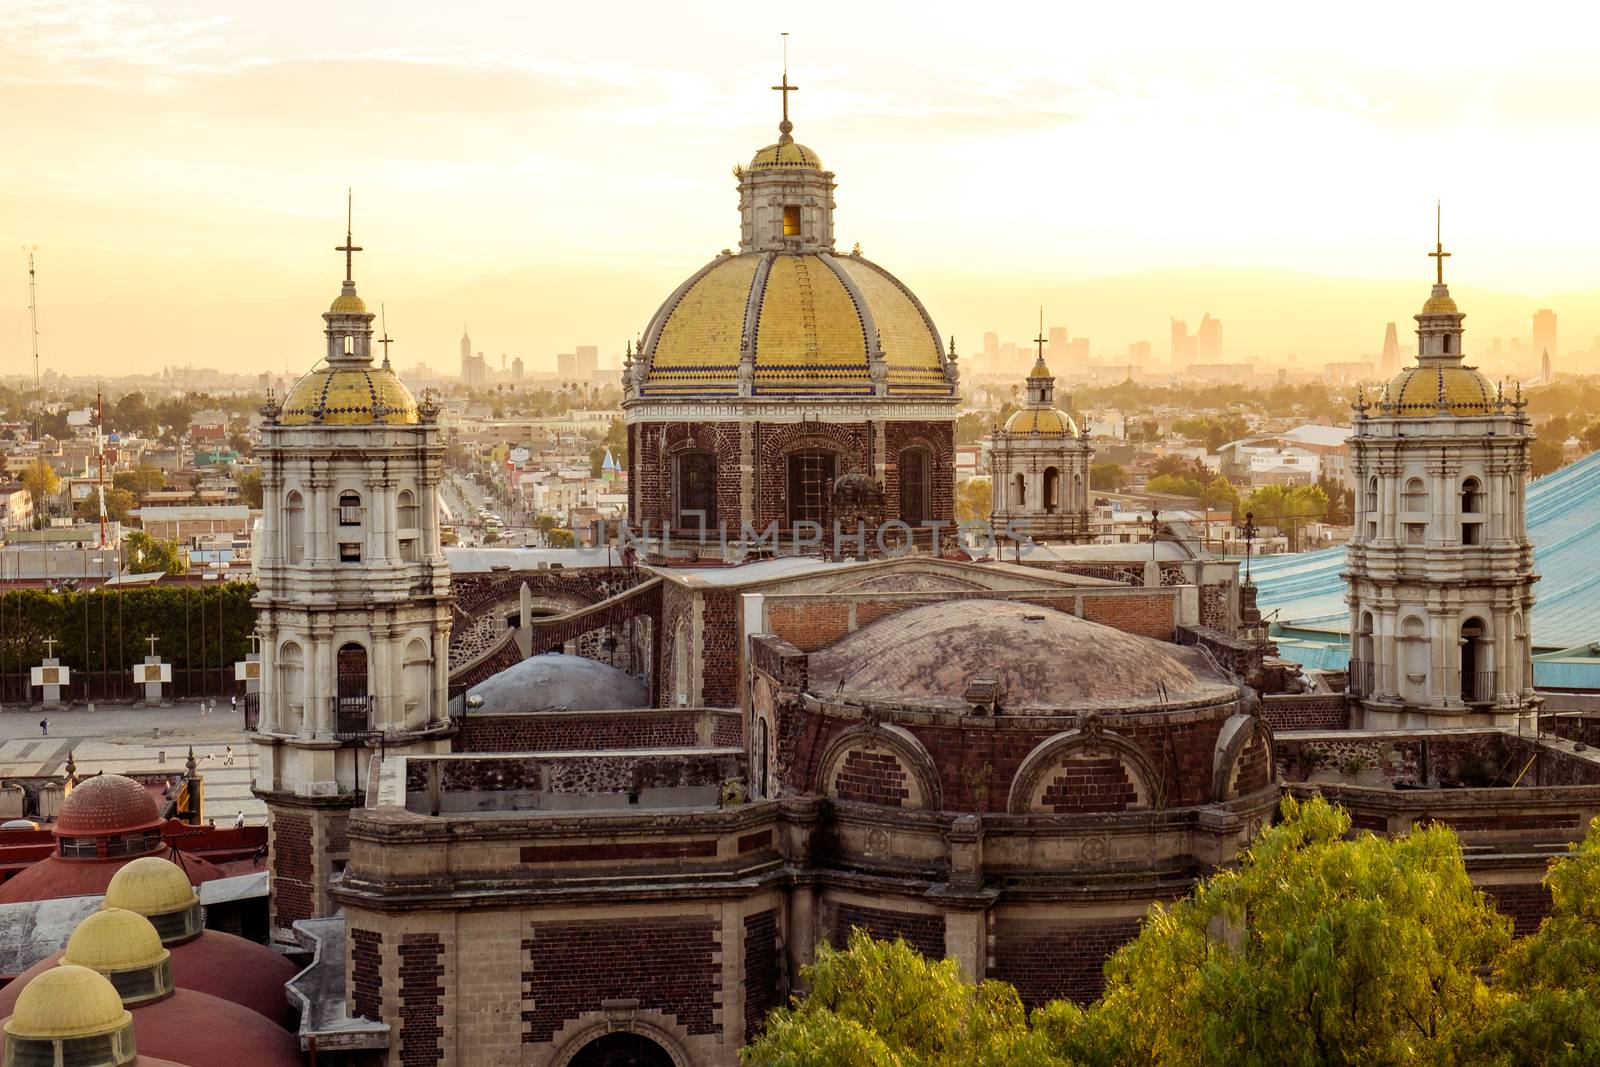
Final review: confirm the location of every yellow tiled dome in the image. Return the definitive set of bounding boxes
[329,291,368,315]
[280,365,421,426]
[750,142,821,170]
[1004,407,1078,436]
[640,251,948,398]
[1382,363,1495,417]
[65,909,170,973]
[104,857,198,917]
[1421,292,1458,314]
[4,965,131,1040]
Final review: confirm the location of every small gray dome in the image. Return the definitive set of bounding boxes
[468,653,648,713]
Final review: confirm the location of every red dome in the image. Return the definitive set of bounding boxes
[53,775,162,839]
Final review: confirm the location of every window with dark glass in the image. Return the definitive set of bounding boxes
[786,450,836,525]
[338,491,362,526]
[899,448,930,525]
[674,451,718,529]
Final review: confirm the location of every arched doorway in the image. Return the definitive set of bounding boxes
[1460,617,1489,703]
[1043,467,1060,514]
[336,642,369,732]
[568,1032,676,1067]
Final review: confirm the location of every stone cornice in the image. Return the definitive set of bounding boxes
[623,398,957,422]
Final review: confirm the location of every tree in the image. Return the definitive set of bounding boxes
[113,466,166,501]
[1530,439,1564,478]
[1243,483,1329,550]
[1083,795,1510,1067]
[123,530,186,575]
[547,528,576,548]
[1091,463,1125,491]
[111,391,160,438]
[20,459,59,518]
[74,487,135,524]
[235,468,263,509]
[955,477,991,522]
[743,930,1078,1067]
[954,411,992,446]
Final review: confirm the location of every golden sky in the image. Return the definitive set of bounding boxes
[5,0,1600,376]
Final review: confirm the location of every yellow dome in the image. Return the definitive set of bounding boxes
[104,857,198,917]
[1004,407,1078,436]
[329,291,368,315]
[750,142,821,170]
[4,966,131,1040]
[1029,355,1051,378]
[1421,292,1458,314]
[639,251,950,399]
[65,909,170,973]
[1382,363,1496,417]
[280,364,421,426]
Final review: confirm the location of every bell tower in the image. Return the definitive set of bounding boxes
[251,201,452,943]
[1346,213,1537,729]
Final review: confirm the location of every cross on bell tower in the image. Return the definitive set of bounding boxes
[336,188,362,283]
[1429,200,1450,285]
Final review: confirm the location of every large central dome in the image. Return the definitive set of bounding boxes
[626,104,957,403]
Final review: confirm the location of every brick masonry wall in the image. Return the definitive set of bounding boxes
[883,421,956,526]
[1233,729,1272,795]
[1482,882,1554,937]
[832,749,910,806]
[743,910,781,1044]
[700,590,741,708]
[271,811,312,932]
[398,934,444,1067]
[522,918,720,1044]
[630,421,743,532]
[1039,757,1136,812]
[989,918,1144,1006]
[456,711,706,753]
[1079,591,1175,640]
[831,902,945,961]
[1262,694,1350,732]
[351,927,382,1020]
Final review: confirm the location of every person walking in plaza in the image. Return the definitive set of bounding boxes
[223,745,234,766]
[38,718,47,737]
[231,694,237,714]
[234,811,245,829]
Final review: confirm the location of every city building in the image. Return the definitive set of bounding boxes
[1532,308,1557,368]
[1380,321,1401,377]
[989,349,1093,544]
[1196,313,1223,362]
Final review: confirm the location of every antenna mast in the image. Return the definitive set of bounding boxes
[96,389,107,547]
[24,248,39,392]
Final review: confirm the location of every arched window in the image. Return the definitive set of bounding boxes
[786,450,835,525]
[673,451,717,529]
[337,491,363,562]
[782,204,801,237]
[1013,472,1027,508]
[283,492,305,564]
[1042,467,1060,514]
[1461,477,1483,545]
[397,489,419,529]
[336,643,369,732]
[1364,476,1378,514]
[1402,478,1427,512]
[899,447,931,525]
[338,491,363,526]
[1460,617,1490,703]
[402,637,432,726]
[277,641,305,735]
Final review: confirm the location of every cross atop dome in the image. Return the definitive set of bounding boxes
[336,187,362,284]
[772,32,798,143]
[1428,200,1450,285]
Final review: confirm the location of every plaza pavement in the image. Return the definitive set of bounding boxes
[0,701,266,825]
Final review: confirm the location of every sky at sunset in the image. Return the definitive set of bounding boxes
[5,0,1600,376]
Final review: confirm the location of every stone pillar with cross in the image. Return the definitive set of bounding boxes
[31,636,69,708]
[132,633,172,705]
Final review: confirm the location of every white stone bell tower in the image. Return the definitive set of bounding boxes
[1345,218,1537,730]
[990,324,1094,545]
[251,205,452,941]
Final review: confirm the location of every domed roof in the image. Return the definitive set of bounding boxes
[104,857,199,917]
[808,600,1235,712]
[55,775,162,839]
[750,141,821,170]
[279,364,420,426]
[65,909,169,973]
[468,653,648,713]
[4,966,130,1040]
[1003,407,1078,437]
[1381,363,1496,417]
[1421,291,1458,314]
[329,290,368,315]
[638,251,950,398]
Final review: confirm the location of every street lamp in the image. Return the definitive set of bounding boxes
[1242,511,1257,584]
[1149,509,1160,562]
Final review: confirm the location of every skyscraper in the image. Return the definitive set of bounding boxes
[557,353,576,380]
[1197,314,1223,362]
[1048,327,1068,358]
[1532,309,1557,368]
[576,345,599,382]
[1170,319,1198,367]
[459,326,472,380]
[1380,322,1400,377]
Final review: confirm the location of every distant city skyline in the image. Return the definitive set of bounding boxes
[6,2,1600,374]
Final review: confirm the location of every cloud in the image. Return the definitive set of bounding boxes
[1,0,233,85]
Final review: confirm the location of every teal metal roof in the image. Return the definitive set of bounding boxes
[1252,449,1600,686]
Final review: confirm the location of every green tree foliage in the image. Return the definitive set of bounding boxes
[955,477,991,522]
[1529,439,1564,478]
[1169,414,1251,451]
[954,411,992,445]
[234,468,263,508]
[1145,474,1240,514]
[74,487,136,524]
[743,930,1078,1067]
[112,466,167,501]
[1242,484,1329,548]
[1091,463,1125,491]
[20,459,60,514]
[110,392,160,438]
[1084,795,1509,1067]
[547,528,576,548]
[124,530,186,576]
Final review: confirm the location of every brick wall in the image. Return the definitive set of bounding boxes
[521,918,720,1043]
[1039,757,1136,812]
[832,749,910,806]
[1233,730,1272,795]
[989,918,1144,1005]
[831,902,945,961]
[271,811,312,932]
[398,934,444,1067]
[456,711,709,753]
[883,421,956,526]
[1261,694,1350,732]
[769,602,851,652]
[743,910,781,1044]
[700,590,741,707]
[631,421,743,532]
[1482,882,1554,937]
[1079,592,1174,640]
[351,927,382,1020]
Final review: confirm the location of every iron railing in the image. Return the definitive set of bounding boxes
[334,694,371,736]
[1347,658,1376,698]
[1461,671,1498,704]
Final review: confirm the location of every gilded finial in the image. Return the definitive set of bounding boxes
[65,750,76,783]
[851,242,861,256]
[948,336,957,358]
[1353,383,1368,416]
[772,32,798,144]
[185,746,197,776]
